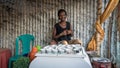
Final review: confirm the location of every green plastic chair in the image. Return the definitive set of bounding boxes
[9,34,35,68]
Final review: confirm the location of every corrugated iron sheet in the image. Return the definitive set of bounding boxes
[0,0,119,65]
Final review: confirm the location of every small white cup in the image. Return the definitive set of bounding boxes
[41,49,46,54]
[58,49,65,54]
[65,49,72,54]
[46,48,52,54]
[52,49,58,54]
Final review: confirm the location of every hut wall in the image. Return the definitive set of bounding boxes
[0,0,119,65]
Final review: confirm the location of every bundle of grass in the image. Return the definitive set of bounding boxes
[13,57,30,68]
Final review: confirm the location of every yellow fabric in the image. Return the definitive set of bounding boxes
[87,0,119,51]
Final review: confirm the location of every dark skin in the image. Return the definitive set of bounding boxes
[50,11,73,44]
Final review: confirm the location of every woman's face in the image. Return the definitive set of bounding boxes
[58,12,67,22]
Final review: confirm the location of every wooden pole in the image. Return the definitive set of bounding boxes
[96,0,102,56]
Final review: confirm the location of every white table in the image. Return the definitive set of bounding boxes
[29,53,92,68]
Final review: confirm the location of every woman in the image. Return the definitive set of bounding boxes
[50,9,73,45]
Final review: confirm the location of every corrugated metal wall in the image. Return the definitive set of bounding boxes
[0,0,97,52]
[0,0,119,65]
[116,2,120,68]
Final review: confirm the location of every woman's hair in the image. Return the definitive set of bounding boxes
[58,9,67,16]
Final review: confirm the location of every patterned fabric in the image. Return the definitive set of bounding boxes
[87,0,119,51]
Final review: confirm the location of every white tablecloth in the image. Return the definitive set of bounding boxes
[29,53,92,68]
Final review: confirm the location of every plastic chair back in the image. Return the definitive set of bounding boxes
[15,34,34,56]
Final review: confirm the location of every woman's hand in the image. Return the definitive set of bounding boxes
[67,30,72,34]
[59,30,72,36]
[60,30,67,36]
